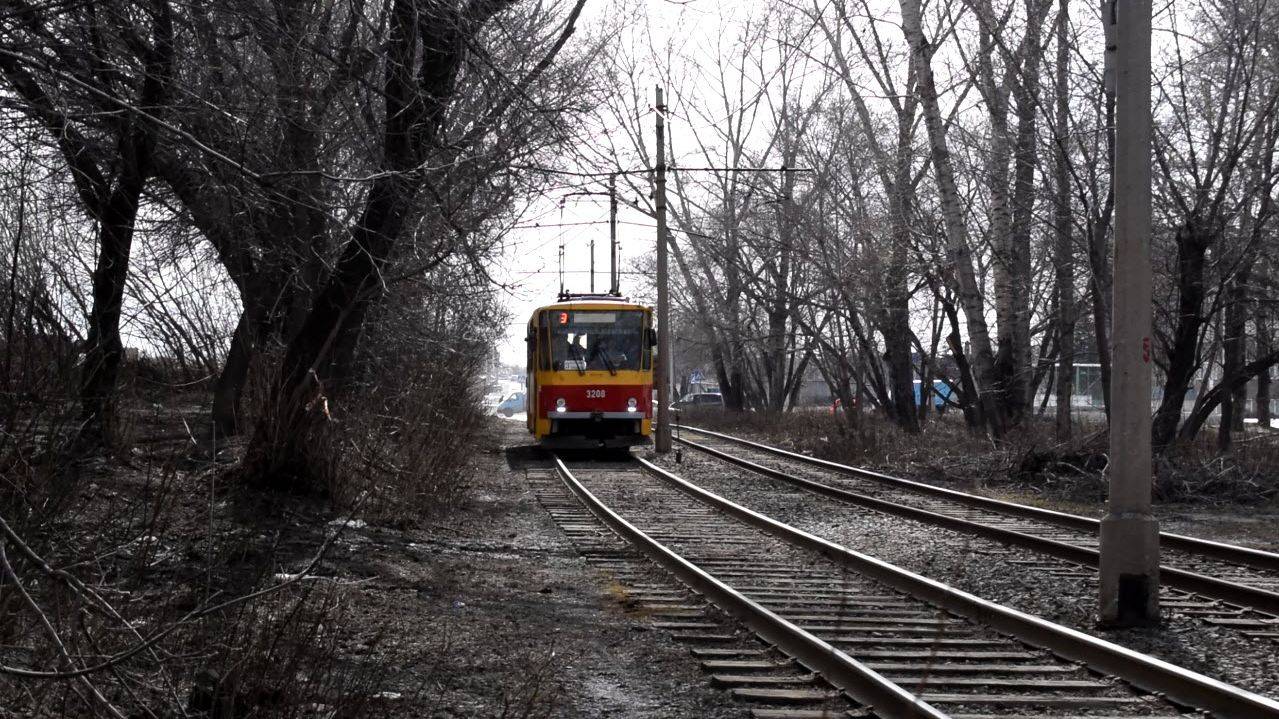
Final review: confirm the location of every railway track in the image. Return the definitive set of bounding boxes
[674,425,1279,641]
[533,454,1279,719]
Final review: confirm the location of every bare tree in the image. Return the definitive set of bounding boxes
[244,0,589,483]
[901,0,1008,436]
[0,0,175,446]
[1051,0,1074,439]
[1149,0,1279,450]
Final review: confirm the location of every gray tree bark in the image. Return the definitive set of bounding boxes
[900,0,1008,436]
[1052,0,1074,440]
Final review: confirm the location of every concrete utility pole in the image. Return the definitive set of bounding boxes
[609,172,619,295]
[655,86,672,454]
[1099,0,1160,626]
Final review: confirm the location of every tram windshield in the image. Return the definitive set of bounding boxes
[547,310,647,373]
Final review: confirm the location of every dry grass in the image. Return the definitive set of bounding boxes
[315,348,491,523]
[677,408,1279,506]
[0,391,404,717]
[676,408,996,473]
[1154,432,1279,504]
[0,343,492,716]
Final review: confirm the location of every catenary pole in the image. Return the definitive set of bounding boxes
[655,86,672,454]
[610,172,619,295]
[1099,0,1160,626]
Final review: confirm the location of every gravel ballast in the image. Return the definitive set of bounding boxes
[648,447,1279,700]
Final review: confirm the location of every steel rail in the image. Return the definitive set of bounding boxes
[635,456,1279,719]
[677,434,1279,615]
[549,455,948,719]
[679,425,1279,573]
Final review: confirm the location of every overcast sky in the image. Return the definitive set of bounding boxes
[489,0,716,366]
[487,0,1151,367]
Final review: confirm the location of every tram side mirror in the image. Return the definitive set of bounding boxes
[648,328,658,348]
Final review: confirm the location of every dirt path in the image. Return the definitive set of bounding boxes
[344,417,744,717]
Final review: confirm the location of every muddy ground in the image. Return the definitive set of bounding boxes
[9,406,1276,717]
[0,414,749,718]
[334,418,746,718]
[374,415,1279,712]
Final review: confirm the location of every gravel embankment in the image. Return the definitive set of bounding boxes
[647,448,1279,700]
[321,420,749,718]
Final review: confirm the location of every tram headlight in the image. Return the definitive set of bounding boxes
[555,398,567,412]
[627,397,638,412]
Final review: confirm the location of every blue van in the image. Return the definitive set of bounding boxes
[913,379,955,410]
[496,392,525,417]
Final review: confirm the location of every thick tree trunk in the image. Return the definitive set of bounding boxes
[245,0,442,481]
[209,265,307,437]
[722,367,746,412]
[3,5,174,449]
[212,311,253,437]
[827,10,919,429]
[1221,148,1269,444]
[1219,271,1249,451]
[984,68,1016,423]
[78,142,149,445]
[1087,214,1114,417]
[884,170,919,432]
[973,20,1016,425]
[1179,349,1279,441]
[766,313,786,411]
[940,290,981,429]
[900,0,1007,436]
[765,164,797,413]
[1052,0,1074,440]
[1087,89,1117,419]
[244,0,572,483]
[721,199,749,412]
[1005,0,1051,423]
[1152,221,1212,450]
[323,299,371,392]
[1259,307,1273,426]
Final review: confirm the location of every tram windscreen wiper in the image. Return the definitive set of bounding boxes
[567,341,586,375]
[593,340,618,376]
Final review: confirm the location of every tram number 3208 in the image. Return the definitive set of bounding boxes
[585,389,606,399]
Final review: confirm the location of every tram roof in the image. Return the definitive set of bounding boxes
[530,296,650,315]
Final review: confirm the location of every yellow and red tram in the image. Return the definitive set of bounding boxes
[525,295,654,448]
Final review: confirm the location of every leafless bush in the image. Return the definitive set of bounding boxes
[0,343,399,718]
[335,353,490,519]
[1154,433,1279,505]
[0,453,404,717]
[315,264,505,520]
[677,408,993,472]
[122,221,238,388]
[0,329,81,522]
[179,580,387,719]
[692,409,1279,506]
[495,647,561,719]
